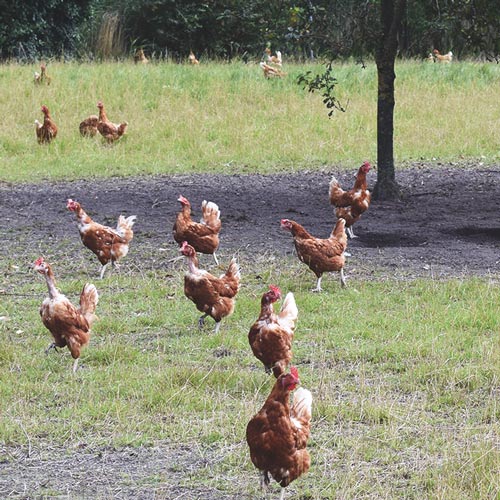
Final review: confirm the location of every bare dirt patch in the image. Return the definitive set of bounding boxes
[1,163,499,280]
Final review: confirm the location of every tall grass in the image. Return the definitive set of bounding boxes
[0,60,499,182]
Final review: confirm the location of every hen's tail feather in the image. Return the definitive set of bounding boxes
[116,215,137,241]
[79,284,99,325]
[201,200,220,228]
[329,176,345,205]
[118,122,128,136]
[291,387,313,423]
[278,292,298,333]
[225,257,240,280]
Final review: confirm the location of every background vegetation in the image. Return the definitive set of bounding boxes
[1,0,499,61]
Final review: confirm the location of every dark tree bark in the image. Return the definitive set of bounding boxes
[372,0,406,201]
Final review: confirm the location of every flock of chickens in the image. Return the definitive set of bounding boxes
[33,159,372,497]
[34,99,128,145]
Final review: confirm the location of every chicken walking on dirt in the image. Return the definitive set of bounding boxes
[66,199,137,279]
[173,195,221,264]
[180,241,240,334]
[248,285,298,377]
[329,160,372,238]
[34,257,98,373]
[281,217,348,291]
[246,366,312,500]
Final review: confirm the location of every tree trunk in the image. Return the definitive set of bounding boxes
[372,0,406,201]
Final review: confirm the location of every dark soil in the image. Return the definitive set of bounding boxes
[1,163,499,499]
[1,163,499,280]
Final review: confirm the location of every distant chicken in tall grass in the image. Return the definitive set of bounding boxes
[433,49,453,63]
[96,101,128,143]
[79,115,99,137]
[34,63,51,85]
[35,105,58,144]
[188,50,200,65]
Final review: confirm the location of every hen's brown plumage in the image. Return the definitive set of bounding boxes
[173,195,221,264]
[67,199,136,279]
[180,241,240,333]
[248,286,298,377]
[329,161,372,238]
[96,101,128,143]
[35,105,58,144]
[246,367,312,498]
[34,257,98,372]
[34,63,51,85]
[79,115,99,137]
[281,217,347,291]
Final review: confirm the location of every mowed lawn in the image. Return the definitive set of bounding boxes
[0,60,499,499]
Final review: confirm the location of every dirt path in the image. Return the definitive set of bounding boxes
[1,164,499,280]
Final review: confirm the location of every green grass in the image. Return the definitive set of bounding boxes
[1,259,499,497]
[0,59,499,182]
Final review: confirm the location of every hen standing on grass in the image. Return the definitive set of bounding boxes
[67,199,137,279]
[173,195,221,265]
[35,105,58,144]
[34,257,98,373]
[180,241,240,334]
[329,160,372,238]
[96,101,128,143]
[33,63,51,85]
[281,217,348,291]
[79,115,99,137]
[248,285,298,377]
[246,367,312,500]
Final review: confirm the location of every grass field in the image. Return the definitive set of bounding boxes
[0,59,499,182]
[0,60,499,499]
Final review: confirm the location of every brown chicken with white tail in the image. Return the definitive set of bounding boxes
[188,50,200,65]
[35,105,58,144]
[34,257,98,373]
[96,101,128,143]
[248,286,298,377]
[260,61,286,79]
[246,366,312,500]
[34,63,51,85]
[173,195,221,264]
[433,49,453,63]
[329,160,372,238]
[281,217,348,291]
[180,241,240,333]
[67,199,137,279]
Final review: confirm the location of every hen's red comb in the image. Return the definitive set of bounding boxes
[34,257,44,266]
[290,366,299,379]
[269,285,281,296]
